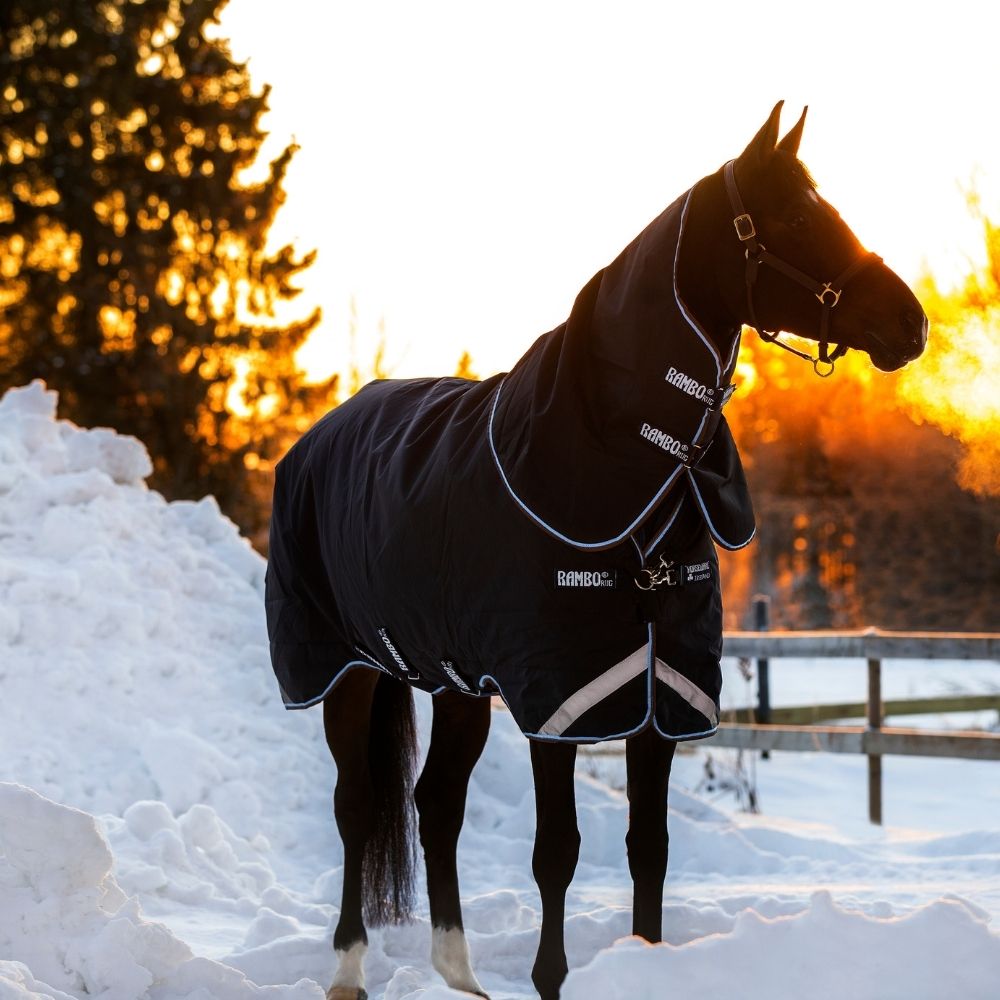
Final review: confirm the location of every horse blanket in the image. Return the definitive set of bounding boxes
[266,187,755,743]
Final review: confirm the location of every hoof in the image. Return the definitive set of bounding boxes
[326,989,367,1000]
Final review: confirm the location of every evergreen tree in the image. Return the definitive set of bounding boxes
[0,0,334,542]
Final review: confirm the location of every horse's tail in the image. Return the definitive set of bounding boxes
[362,673,418,926]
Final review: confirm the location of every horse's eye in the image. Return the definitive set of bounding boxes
[789,213,810,230]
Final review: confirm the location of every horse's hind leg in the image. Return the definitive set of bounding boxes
[530,740,579,1000]
[413,691,491,998]
[324,669,378,1000]
[625,727,676,941]
[324,668,416,1000]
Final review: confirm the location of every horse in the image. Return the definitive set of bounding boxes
[264,102,927,1000]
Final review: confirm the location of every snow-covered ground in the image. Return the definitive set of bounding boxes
[1,381,998,1000]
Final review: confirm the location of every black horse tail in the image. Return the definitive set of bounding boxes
[362,673,418,925]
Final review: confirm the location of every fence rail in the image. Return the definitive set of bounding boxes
[725,693,1000,725]
[705,724,1000,760]
[722,627,1000,661]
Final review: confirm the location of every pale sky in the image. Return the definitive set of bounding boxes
[219,0,1000,382]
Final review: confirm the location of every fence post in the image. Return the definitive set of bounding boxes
[867,657,883,825]
[753,595,771,760]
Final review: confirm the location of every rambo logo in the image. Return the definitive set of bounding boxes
[664,366,713,401]
[377,627,416,678]
[640,422,689,457]
[554,569,617,589]
[441,659,471,692]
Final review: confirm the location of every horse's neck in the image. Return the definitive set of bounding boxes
[580,173,739,418]
[674,170,741,347]
[491,175,744,548]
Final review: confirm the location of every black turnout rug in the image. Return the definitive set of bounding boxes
[266,189,755,743]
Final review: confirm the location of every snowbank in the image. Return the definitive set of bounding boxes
[0,783,320,1000]
[1,380,998,999]
[562,892,1000,1000]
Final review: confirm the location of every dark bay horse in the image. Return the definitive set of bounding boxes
[265,103,927,1000]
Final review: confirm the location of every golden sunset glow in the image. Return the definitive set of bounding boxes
[203,0,1000,497]
[897,283,1000,497]
[217,2,998,383]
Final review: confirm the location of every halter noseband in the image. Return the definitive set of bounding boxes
[723,159,878,377]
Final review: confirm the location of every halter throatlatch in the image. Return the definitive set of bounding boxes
[723,160,878,377]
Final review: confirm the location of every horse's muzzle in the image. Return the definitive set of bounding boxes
[901,307,929,357]
[866,308,928,371]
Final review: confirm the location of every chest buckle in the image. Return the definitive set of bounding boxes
[635,553,679,591]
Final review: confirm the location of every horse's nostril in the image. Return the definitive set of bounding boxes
[901,307,927,340]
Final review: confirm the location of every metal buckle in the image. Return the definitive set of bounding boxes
[733,214,756,241]
[816,283,842,307]
[679,442,705,468]
[635,554,680,592]
[705,383,736,412]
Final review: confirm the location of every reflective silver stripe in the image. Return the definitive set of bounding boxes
[538,644,649,736]
[654,658,719,726]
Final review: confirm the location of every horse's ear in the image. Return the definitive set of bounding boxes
[739,100,784,167]
[777,105,808,158]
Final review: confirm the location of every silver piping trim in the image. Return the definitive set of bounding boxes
[641,491,686,560]
[724,325,744,375]
[685,468,757,551]
[488,382,684,550]
[673,189,721,378]
[653,719,719,741]
[282,660,384,710]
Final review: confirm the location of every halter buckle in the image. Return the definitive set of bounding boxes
[813,357,836,378]
[816,283,842,307]
[733,214,756,241]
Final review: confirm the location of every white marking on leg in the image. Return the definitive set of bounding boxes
[331,940,367,991]
[432,926,485,996]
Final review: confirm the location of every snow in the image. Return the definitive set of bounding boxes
[1,379,999,999]
[560,892,1000,1000]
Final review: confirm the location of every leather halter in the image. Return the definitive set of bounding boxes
[723,159,878,377]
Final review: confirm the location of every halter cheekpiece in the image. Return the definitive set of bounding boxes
[723,160,878,377]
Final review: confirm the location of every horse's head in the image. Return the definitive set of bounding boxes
[716,102,927,373]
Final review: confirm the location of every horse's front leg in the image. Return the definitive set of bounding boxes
[414,691,492,998]
[530,740,579,1000]
[625,726,676,941]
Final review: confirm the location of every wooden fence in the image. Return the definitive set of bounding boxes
[708,621,1000,824]
[577,616,1000,825]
